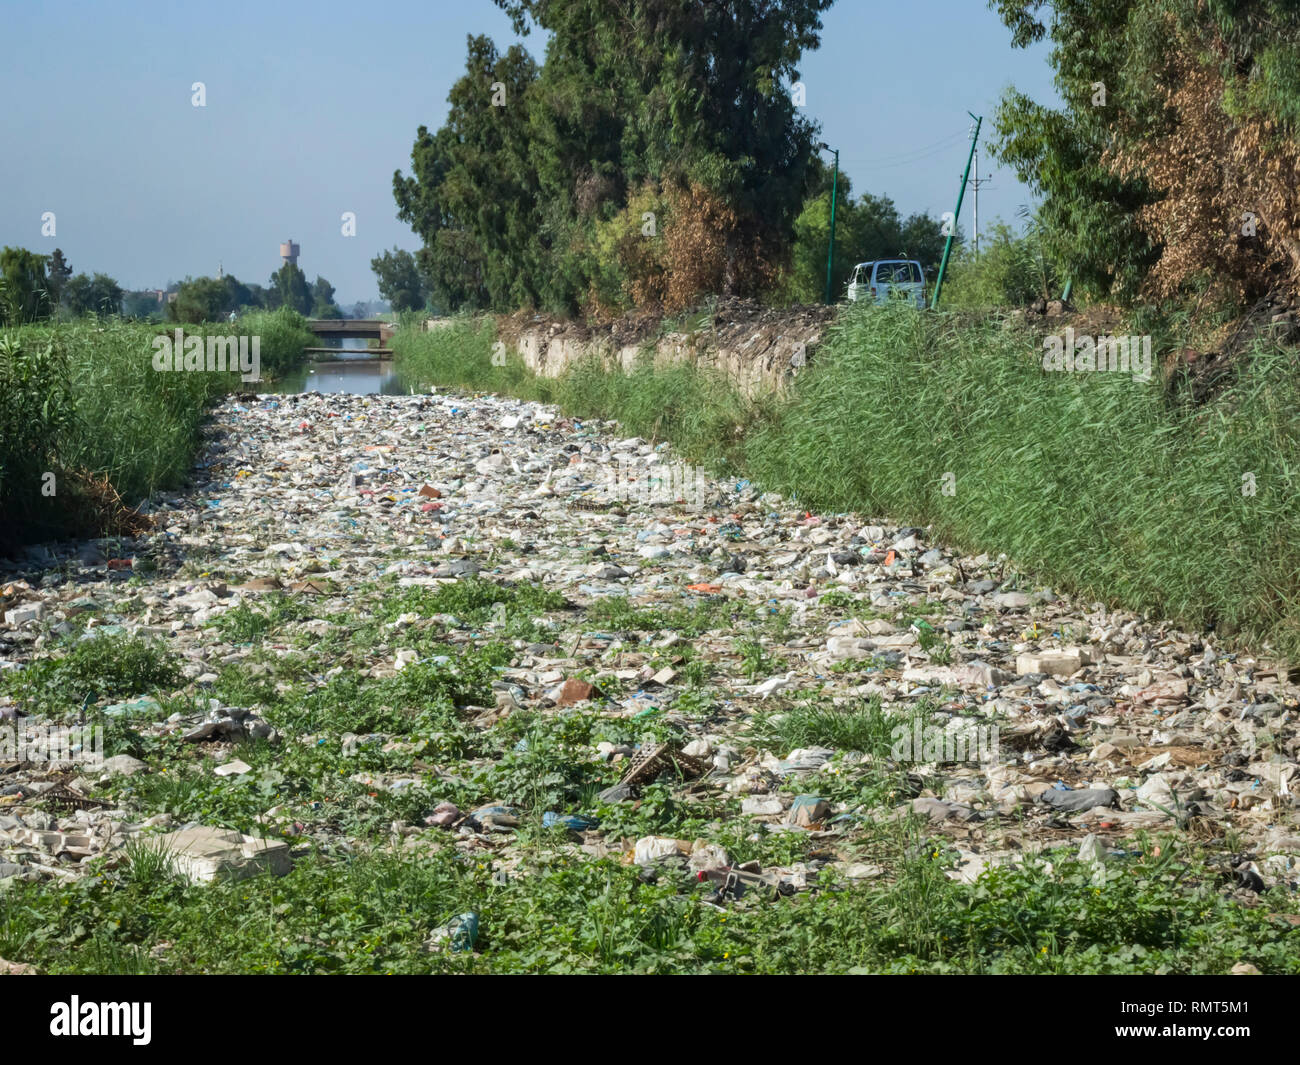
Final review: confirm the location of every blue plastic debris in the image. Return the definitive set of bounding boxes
[542,812,600,831]
[468,805,520,832]
[443,912,478,953]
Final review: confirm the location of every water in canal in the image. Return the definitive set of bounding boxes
[270,338,414,395]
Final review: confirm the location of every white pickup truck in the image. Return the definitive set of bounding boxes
[846,259,926,308]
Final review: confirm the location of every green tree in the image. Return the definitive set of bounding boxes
[61,272,123,317]
[898,212,948,277]
[269,262,313,315]
[370,248,426,312]
[395,35,542,311]
[311,275,341,318]
[0,247,51,324]
[122,290,165,319]
[62,274,92,316]
[221,275,255,313]
[503,0,833,294]
[45,249,72,308]
[395,2,836,314]
[168,277,228,322]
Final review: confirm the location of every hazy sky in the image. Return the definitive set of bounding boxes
[0,0,1059,304]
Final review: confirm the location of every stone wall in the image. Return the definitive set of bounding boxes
[429,299,836,397]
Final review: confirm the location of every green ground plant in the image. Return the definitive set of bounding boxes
[0,631,181,717]
[2,829,1294,974]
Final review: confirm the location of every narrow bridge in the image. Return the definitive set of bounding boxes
[304,319,396,356]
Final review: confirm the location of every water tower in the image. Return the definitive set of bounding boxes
[279,240,300,267]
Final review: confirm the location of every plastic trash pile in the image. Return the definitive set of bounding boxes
[1,388,1298,908]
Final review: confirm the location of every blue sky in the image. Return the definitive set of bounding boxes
[0,0,1059,304]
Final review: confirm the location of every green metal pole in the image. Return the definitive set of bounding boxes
[930,113,982,310]
[825,148,839,305]
[1061,277,1073,303]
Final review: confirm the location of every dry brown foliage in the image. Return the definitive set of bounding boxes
[1109,36,1300,302]
[66,468,153,538]
[622,183,776,313]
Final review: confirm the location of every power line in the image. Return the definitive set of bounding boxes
[855,128,969,169]
[871,127,968,161]
[858,141,969,171]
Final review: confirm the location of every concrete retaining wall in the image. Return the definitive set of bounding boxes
[427,303,834,397]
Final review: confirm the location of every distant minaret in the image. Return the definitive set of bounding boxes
[279,240,300,267]
[218,261,224,279]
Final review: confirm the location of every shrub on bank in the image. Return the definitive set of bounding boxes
[0,312,313,549]
[388,317,554,403]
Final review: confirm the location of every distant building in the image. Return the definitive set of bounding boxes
[279,240,300,267]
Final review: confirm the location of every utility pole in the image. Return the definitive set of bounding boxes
[968,148,994,256]
[818,142,839,305]
[931,113,982,310]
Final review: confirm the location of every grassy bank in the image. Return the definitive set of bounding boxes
[393,308,1300,658]
[0,309,314,549]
